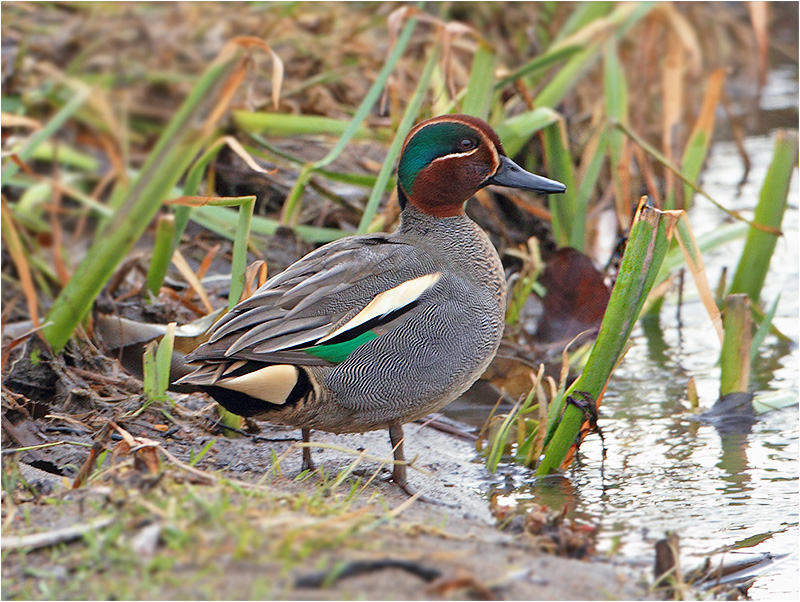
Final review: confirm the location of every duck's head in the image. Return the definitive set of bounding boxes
[397,114,566,217]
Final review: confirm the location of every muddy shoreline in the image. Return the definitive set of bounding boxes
[2,394,651,600]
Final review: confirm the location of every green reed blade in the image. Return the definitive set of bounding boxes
[192,205,349,244]
[232,112,381,141]
[146,215,176,298]
[572,128,607,251]
[720,294,752,397]
[534,2,653,109]
[604,37,630,227]
[229,196,256,310]
[729,130,798,303]
[542,120,577,247]
[750,294,779,364]
[461,41,495,120]
[278,16,417,225]
[536,204,677,475]
[495,107,561,158]
[552,2,614,45]
[357,42,442,234]
[494,45,582,90]
[2,87,90,182]
[313,17,417,171]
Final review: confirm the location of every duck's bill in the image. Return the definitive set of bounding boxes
[487,155,567,194]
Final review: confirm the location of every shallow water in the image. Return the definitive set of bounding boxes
[455,67,799,599]
[567,128,798,598]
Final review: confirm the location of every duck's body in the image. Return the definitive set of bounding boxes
[177,114,565,494]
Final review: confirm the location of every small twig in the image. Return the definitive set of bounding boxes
[294,559,442,589]
[1,440,93,455]
[4,516,116,553]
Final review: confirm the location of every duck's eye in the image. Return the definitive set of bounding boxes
[460,138,477,150]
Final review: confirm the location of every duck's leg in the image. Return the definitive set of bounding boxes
[388,423,409,491]
[388,424,457,507]
[301,428,315,472]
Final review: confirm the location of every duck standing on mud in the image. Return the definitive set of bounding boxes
[177,114,566,495]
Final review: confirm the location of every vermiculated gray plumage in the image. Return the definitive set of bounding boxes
[179,205,506,434]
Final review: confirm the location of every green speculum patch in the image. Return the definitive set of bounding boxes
[302,330,378,364]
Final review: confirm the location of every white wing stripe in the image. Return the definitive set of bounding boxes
[316,272,441,344]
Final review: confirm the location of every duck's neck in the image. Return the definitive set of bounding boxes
[397,203,472,235]
[397,182,466,218]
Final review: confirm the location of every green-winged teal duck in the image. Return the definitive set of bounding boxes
[177,114,566,494]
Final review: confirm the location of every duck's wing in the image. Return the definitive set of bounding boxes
[178,233,441,378]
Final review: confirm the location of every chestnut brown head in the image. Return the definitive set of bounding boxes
[397,114,566,217]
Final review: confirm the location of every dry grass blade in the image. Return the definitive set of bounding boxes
[657,3,703,76]
[385,6,484,104]
[1,113,41,129]
[204,36,284,133]
[662,28,684,205]
[171,248,214,314]
[166,195,259,207]
[671,211,724,343]
[241,260,268,301]
[748,2,769,89]
[221,135,274,173]
[1,198,41,329]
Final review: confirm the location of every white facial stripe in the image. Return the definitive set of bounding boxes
[218,364,298,404]
[429,146,481,166]
[317,272,442,344]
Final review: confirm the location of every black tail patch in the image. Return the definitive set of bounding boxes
[203,367,312,418]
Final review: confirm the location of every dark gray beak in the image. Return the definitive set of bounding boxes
[487,155,566,194]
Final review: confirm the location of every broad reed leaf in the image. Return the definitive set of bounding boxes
[192,205,348,244]
[495,107,560,158]
[229,195,256,310]
[461,40,495,119]
[146,215,176,297]
[572,126,607,251]
[493,45,582,90]
[232,112,377,140]
[536,202,679,475]
[541,120,577,247]
[552,2,614,45]
[604,37,630,228]
[729,129,798,302]
[720,294,752,396]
